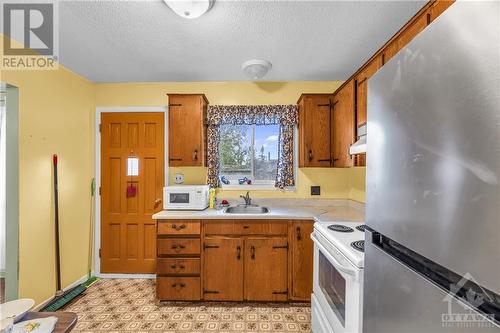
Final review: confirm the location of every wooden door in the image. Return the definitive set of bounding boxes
[298,94,332,167]
[101,112,164,273]
[244,237,288,301]
[331,80,356,168]
[203,237,243,301]
[168,94,207,167]
[290,220,314,300]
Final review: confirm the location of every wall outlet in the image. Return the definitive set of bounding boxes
[174,173,185,184]
[311,186,321,196]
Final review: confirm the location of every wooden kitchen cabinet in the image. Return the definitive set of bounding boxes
[157,219,314,302]
[167,94,208,166]
[331,80,356,168]
[244,237,289,301]
[298,94,333,167]
[203,237,244,301]
[290,220,314,301]
[156,220,202,301]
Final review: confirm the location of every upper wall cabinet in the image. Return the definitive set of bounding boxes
[349,0,455,166]
[331,80,356,168]
[298,94,333,167]
[168,94,208,167]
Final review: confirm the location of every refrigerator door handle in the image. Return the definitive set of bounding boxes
[311,233,356,276]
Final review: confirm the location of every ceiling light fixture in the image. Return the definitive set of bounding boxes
[163,0,214,19]
[242,59,272,80]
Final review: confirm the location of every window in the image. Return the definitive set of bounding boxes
[219,124,280,186]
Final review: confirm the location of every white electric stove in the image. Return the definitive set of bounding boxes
[311,220,366,333]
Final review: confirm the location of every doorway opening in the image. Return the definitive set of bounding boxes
[0,82,20,302]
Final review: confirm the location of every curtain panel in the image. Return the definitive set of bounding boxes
[206,105,298,189]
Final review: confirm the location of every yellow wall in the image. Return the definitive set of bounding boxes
[95,82,366,201]
[1,36,95,304]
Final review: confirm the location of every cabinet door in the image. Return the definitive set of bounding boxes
[299,95,332,167]
[244,237,288,301]
[168,95,206,166]
[203,237,243,301]
[331,80,356,168]
[290,220,314,301]
[355,57,382,127]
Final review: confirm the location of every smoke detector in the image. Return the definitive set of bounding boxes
[242,59,272,80]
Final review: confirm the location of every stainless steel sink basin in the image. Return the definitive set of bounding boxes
[224,206,270,214]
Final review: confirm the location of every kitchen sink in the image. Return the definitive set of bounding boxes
[224,206,270,214]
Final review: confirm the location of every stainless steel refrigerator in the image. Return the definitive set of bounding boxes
[363,1,500,332]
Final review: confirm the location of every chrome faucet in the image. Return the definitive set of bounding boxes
[240,191,252,206]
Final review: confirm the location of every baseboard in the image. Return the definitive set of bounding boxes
[97,273,155,279]
[33,274,89,311]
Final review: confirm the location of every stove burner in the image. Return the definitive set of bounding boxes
[351,240,365,252]
[355,225,367,232]
[327,224,354,233]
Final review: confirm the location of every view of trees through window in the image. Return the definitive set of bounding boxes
[219,124,279,184]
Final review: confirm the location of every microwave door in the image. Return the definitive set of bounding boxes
[169,193,190,204]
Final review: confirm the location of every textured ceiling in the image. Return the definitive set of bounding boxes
[59,0,425,83]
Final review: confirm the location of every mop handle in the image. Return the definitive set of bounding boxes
[53,154,62,293]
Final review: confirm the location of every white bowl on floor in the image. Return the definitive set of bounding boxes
[0,299,35,323]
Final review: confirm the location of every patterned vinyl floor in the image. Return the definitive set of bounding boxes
[62,279,311,333]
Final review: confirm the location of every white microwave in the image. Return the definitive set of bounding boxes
[163,185,210,210]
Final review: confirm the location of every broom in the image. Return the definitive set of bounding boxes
[41,157,98,311]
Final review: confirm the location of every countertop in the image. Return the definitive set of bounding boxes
[152,198,364,223]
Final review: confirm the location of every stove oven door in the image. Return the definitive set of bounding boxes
[311,231,363,333]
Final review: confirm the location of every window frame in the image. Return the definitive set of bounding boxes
[219,125,298,191]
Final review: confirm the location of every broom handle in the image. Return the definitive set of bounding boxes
[53,154,62,293]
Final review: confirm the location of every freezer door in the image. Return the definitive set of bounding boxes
[363,231,499,333]
[366,1,500,295]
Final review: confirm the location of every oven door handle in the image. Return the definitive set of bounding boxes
[311,232,357,276]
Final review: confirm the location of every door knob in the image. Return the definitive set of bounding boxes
[154,198,162,208]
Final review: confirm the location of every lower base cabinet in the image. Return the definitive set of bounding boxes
[157,219,313,302]
[203,237,244,301]
[244,237,288,301]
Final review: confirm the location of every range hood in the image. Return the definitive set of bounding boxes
[349,123,366,155]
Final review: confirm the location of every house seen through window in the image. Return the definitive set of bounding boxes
[219,124,279,185]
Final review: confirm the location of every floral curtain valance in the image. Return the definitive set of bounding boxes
[207,105,298,126]
[206,104,298,189]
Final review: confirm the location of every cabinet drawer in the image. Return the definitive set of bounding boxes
[158,220,200,235]
[203,220,234,235]
[156,277,200,301]
[157,258,200,275]
[157,238,201,255]
[269,221,288,235]
[234,220,287,235]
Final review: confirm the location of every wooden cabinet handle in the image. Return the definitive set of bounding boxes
[170,264,186,270]
[236,245,241,260]
[250,246,255,259]
[296,226,302,240]
[171,283,186,288]
[318,159,331,162]
[308,150,313,161]
[169,158,182,161]
[171,224,186,231]
[193,150,198,160]
[171,244,186,250]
